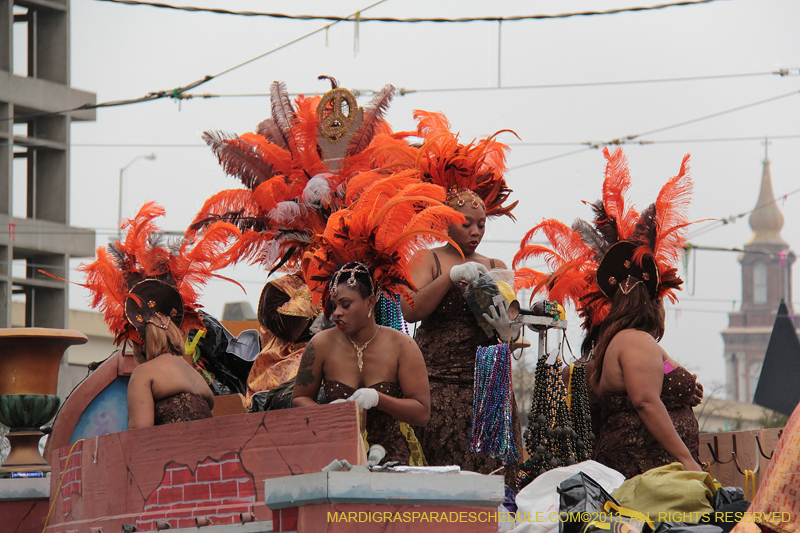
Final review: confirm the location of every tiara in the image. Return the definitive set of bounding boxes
[329,261,374,297]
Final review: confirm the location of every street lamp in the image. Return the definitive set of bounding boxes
[118,154,156,238]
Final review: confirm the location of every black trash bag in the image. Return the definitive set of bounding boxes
[713,487,745,510]
[250,378,295,413]
[187,311,256,396]
[647,523,723,533]
[557,472,618,533]
[699,499,750,533]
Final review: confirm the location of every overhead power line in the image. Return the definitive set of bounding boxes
[687,185,800,240]
[92,0,725,22]
[177,69,798,99]
[0,0,389,123]
[508,89,800,169]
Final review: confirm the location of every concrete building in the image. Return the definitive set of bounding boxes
[1,0,97,332]
[722,150,798,402]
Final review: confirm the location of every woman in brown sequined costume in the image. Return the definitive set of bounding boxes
[402,193,522,485]
[291,263,430,464]
[127,319,215,429]
[586,282,702,478]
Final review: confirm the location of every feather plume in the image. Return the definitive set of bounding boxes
[414,110,452,138]
[571,218,608,260]
[652,154,693,269]
[601,147,638,240]
[270,80,296,150]
[291,95,326,175]
[202,130,280,190]
[79,202,233,344]
[346,85,395,157]
[256,118,289,150]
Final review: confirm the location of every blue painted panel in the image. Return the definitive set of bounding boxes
[69,376,130,444]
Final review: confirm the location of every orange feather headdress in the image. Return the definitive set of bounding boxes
[303,173,465,309]
[79,202,239,345]
[189,79,396,275]
[373,110,518,219]
[513,147,695,331]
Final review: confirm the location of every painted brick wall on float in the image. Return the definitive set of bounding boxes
[59,441,83,517]
[135,451,256,530]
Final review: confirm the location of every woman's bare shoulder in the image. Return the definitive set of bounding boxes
[612,329,657,344]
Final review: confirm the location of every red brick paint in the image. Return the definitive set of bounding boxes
[59,441,84,518]
[275,507,298,532]
[134,451,256,531]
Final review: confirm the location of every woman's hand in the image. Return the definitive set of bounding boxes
[347,388,379,410]
[449,261,488,284]
[689,375,704,407]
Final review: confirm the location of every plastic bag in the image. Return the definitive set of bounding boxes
[187,311,256,396]
[463,269,519,337]
[249,378,295,412]
[713,487,744,510]
[510,461,625,533]
[558,472,619,533]
[612,463,716,519]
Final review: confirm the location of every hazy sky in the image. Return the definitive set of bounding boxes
[33,0,800,393]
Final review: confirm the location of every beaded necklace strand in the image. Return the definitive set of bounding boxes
[469,342,518,466]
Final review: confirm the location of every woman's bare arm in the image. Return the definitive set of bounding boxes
[291,340,324,408]
[376,336,431,426]
[619,335,702,471]
[127,366,155,430]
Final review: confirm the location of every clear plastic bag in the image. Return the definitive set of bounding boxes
[463,268,519,337]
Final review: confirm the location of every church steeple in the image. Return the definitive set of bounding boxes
[722,148,797,403]
[747,140,787,246]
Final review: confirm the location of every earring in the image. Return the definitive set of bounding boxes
[368,308,372,318]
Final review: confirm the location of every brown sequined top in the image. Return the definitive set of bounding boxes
[592,366,700,479]
[323,380,410,464]
[153,392,213,426]
[413,278,521,488]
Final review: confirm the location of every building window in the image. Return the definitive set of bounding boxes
[754,263,767,304]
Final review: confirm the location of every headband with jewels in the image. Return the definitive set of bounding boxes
[303,173,465,309]
[513,147,697,331]
[125,279,184,334]
[329,262,375,298]
[189,77,398,276]
[446,188,485,211]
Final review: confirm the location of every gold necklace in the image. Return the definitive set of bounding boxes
[347,325,380,372]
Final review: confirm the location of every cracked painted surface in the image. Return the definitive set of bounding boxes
[46,403,365,533]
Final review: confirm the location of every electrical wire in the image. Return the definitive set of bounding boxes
[91,0,725,22]
[507,133,800,147]
[508,89,800,169]
[0,0,390,123]
[687,186,800,240]
[178,68,797,99]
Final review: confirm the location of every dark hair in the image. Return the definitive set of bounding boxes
[588,280,665,389]
[324,262,375,317]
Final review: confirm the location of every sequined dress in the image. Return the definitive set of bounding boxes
[324,380,410,464]
[413,281,522,486]
[592,366,700,479]
[153,392,213,425]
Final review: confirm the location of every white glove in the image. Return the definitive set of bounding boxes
[347,388,379,410]
[482,299,523,343]
[329,399,347,404]
[449,262,489,284]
